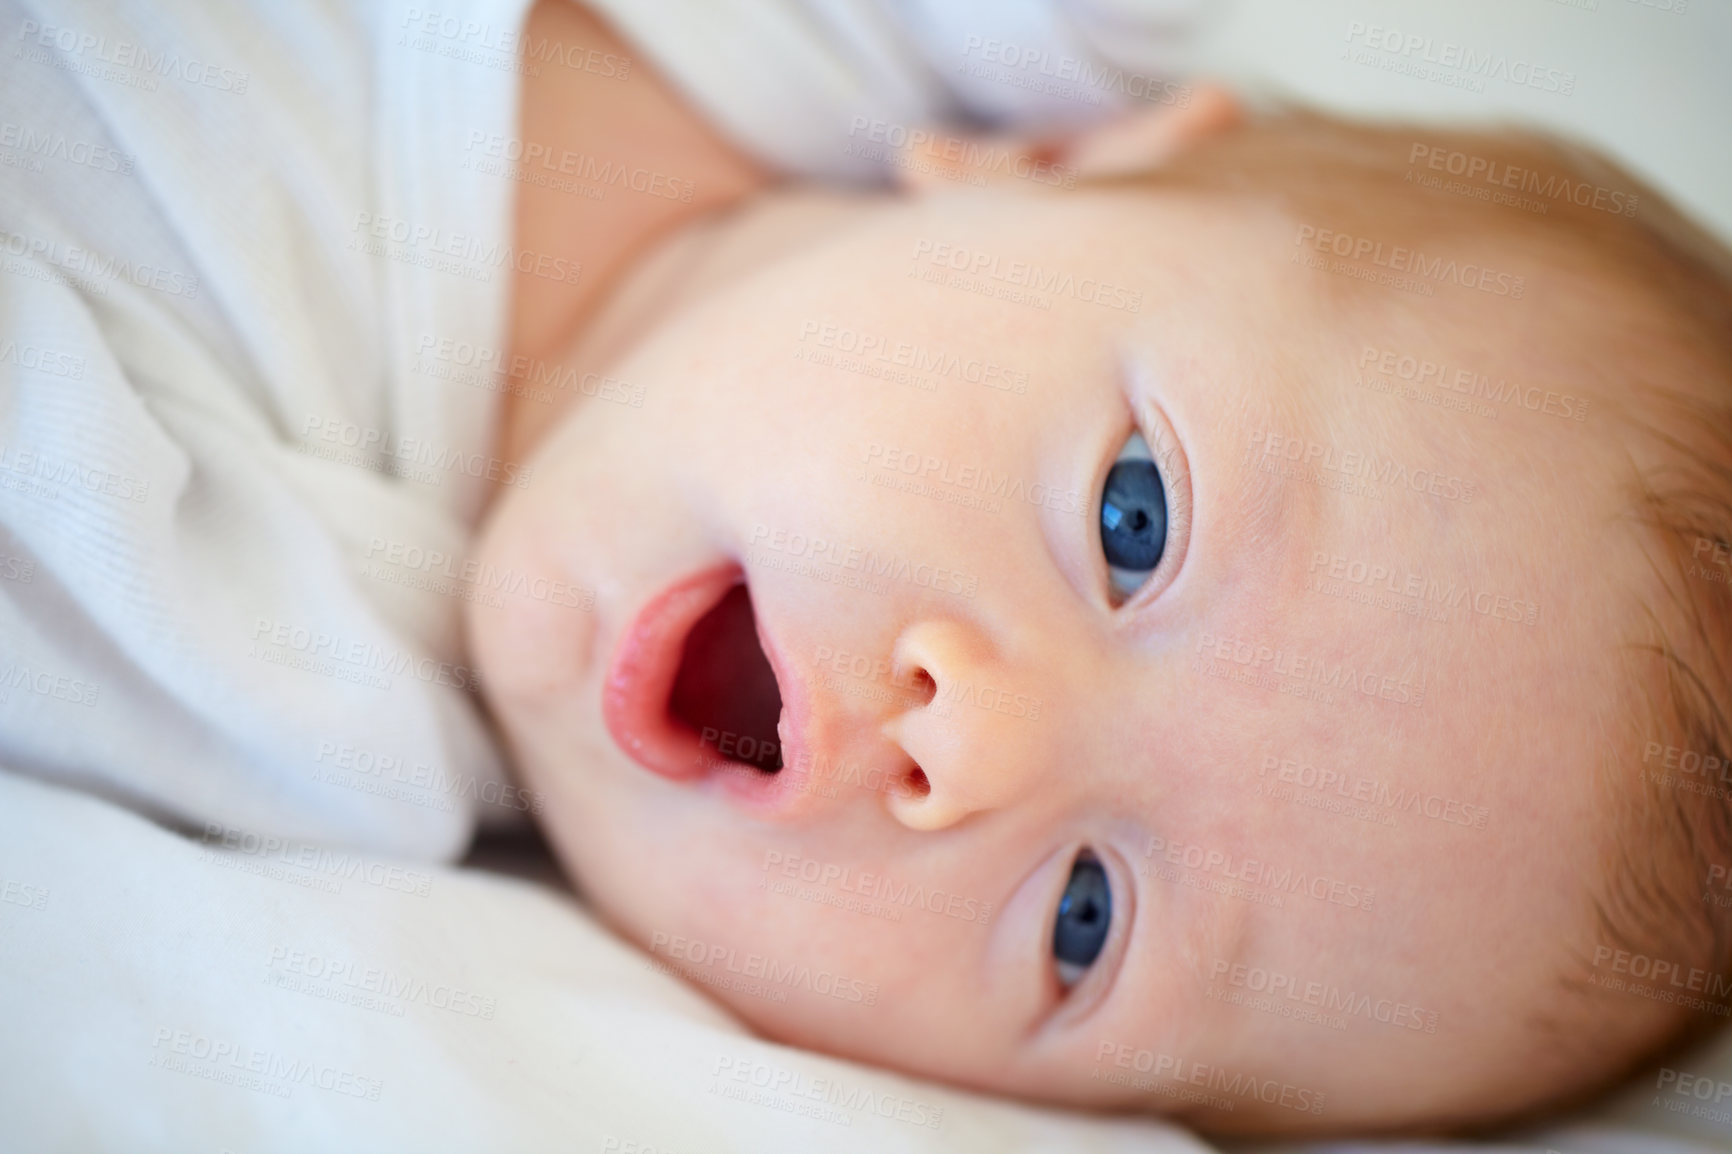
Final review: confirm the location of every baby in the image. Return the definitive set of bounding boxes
[468,0,1732,1136]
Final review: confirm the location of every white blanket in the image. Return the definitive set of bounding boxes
[0,0,1201,857]
[0,0,531,857]
[0,769,1227,1153]
[4,0,1730,1149]
[4,769,1726,1152]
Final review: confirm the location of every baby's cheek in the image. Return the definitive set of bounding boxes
[468,518,596,720]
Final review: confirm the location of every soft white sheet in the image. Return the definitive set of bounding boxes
[0,769,1225,1153]
[5,770,1729,1153]
[4,0,1731,1149]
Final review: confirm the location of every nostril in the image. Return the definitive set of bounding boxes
[908,668,936,705]
[906,766,930,797]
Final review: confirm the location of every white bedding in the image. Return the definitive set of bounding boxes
[0,769,1222,1153]
[4,0,1731,1149]
[5,769,1730,1153]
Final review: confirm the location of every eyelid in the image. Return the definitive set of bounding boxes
[1041,841,1136,1030]
[1095,391,1192,613]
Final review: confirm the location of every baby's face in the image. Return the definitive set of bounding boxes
[470,184,1639,1131]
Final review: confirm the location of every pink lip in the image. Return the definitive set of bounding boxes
[602,564,813,812]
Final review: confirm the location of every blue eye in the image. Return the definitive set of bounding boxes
[1053,852,1112,988]
[1099,431,1167,600]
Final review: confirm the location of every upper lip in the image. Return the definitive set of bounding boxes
[602,563,815,815]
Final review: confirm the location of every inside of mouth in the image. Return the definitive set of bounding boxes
[669,582,784,772]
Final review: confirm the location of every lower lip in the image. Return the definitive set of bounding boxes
[602,564,806,806]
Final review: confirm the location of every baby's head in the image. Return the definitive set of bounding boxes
[467,104,1732,1134]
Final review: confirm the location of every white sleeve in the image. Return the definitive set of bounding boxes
[580,0,1207,182]
[0,0,539,859]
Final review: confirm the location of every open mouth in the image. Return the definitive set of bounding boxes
[603,564,802,802]
[670,582,784,772]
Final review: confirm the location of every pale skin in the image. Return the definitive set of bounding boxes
[472,0,1669,1134]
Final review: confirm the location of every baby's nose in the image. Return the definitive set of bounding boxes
[876,619,1052,831]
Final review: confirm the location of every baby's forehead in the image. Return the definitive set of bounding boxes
[1231,307,1593,598]
[1205,292,1631,760]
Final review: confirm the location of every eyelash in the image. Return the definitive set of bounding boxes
[1099,411,1190,610]
[1044,842,1133,1020]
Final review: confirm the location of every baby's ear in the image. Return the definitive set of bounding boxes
[888,82,1241,193]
